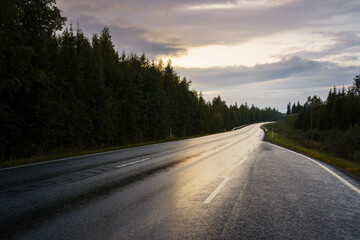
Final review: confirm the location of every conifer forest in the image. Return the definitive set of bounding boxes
[283,76,360,162]
[0,0,281,161]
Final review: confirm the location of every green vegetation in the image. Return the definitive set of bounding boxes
[0,0,281,165]
[263,75,360,179]
[265,75,360,180]
[263,120,360,180]
[284,76,360,163]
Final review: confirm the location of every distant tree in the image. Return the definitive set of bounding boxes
[287,102,291,115]
[353,75,360,95]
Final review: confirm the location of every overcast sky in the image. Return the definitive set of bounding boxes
[57,0,360,112]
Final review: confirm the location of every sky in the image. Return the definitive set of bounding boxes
[57,0,360,112]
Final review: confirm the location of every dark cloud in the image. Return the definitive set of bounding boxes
[176,56,358,111]
[146,0,360,47]
[176,56,356,88]
[58,0,360,56]
[63,15,187,58]
[108,25,187,57]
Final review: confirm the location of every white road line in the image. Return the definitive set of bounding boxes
[249,147,254,153]
[203,177,230,204]
[0,148,133,171]
[259,134,264,141]
[238,157,247,166]
[116,158,151,168]
[266,142,360,195]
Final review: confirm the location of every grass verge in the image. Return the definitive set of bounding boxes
[262,123,360,181]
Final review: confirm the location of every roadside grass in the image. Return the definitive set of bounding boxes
[0,130,231,169]
[262,123,360,180]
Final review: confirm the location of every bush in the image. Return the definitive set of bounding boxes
[271,121,360,163]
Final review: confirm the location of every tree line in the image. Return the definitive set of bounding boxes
[0,0,281,161]
[284,76,360,161]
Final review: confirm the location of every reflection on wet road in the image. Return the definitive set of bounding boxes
[1,123,360,239]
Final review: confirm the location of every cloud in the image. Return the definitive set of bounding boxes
[61,15,187,58]
[108,25,188,57]
[159,0,360,47]
[176,56,358,111]
[57,0,360,57]
[177,56,356,88]
[334,56,359,62]
[293,31,360,60]
[56,0,360,111]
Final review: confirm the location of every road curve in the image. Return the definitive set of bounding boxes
[1,123,359,239]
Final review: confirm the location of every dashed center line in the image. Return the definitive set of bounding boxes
[238,157,246,166]
[203,177,230,204]
[116,158,151,168]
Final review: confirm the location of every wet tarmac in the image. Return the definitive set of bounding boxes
[1,123,359,239]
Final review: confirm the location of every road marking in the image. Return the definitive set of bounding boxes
[203,177,230,204]
[249,147,254,153]
[266,142,360,195]
[0,148,137,171]
[116,158,151,168]
[238,157,246,166]
[259,134,264,141]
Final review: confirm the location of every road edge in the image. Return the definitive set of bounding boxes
[263,141,360,195]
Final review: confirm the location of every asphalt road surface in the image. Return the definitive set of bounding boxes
[1,123,360,239]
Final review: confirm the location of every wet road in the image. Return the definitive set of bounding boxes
[1,123,360,239]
